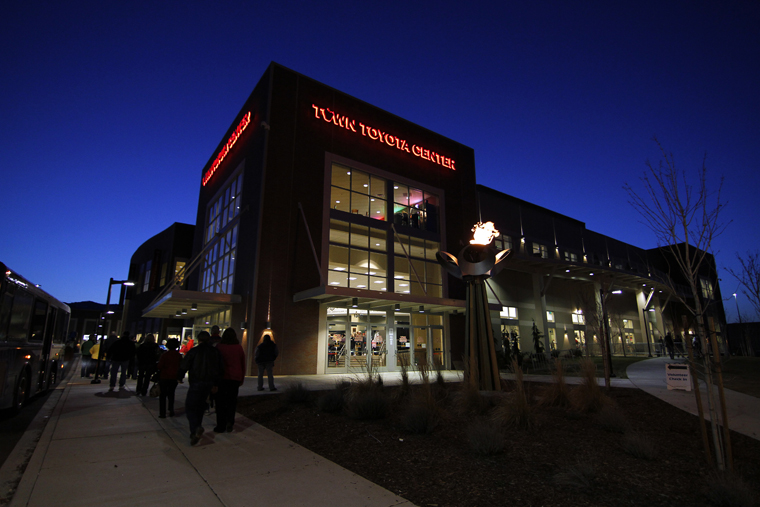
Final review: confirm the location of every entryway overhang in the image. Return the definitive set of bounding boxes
[141,289,241,319]
[293,285,476,313]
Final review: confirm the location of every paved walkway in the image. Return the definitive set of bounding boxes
[1,357,758,506]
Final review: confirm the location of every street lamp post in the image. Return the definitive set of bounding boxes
[91,278,134,384]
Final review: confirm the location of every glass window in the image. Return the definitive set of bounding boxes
[8,290,33,342]
[546,311,555,322]
[572,312,585,325]
[201,172,242,295]
[500,306,518,319]
[330,165,387,221]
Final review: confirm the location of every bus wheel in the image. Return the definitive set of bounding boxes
[13,370,29,412]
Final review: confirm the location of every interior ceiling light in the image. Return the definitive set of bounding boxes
[419,306,424,313]
[182,308,187,315]
[352,298,358,308]
[394,304,400,312]
[191,303,197,311]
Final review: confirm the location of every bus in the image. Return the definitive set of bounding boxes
[0,262,70,412]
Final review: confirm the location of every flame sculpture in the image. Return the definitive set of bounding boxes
[470,221,499,245]
[436,222,514,391]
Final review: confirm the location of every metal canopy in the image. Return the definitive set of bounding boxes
[293,285,469,314]
[141,289,241,319]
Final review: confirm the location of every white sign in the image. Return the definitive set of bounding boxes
[665,363,692,391]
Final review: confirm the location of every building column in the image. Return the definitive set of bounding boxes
[532,273,551,358]
[636,290,653,357]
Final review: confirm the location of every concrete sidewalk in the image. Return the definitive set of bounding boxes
[3,357,758,506]
[5,367,414,507]
[626,356,760,441]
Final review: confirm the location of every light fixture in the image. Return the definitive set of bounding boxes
[419,306,424,313]
[352,298,358,308]
[191,303,197,311]
[394,304,400,312]
[106,310,115,314]
[176,310,181,316]
[182,308,187,315]
[612,290,622,294]
[265,321,272,329]
[123,281,135,286]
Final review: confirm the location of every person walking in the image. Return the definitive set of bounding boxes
[673,334,684,358]
[179,331,224,445]
[102,331,119,380]
[105,332,137,392]
[255,334,278,392]
[80,336,96,378]
[664,332,675,360]
[136,334,160,396]
[157,338,182,418]
[215,328,246,433]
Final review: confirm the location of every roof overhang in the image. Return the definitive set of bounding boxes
[141,289,242,319]
[293,285,476,314]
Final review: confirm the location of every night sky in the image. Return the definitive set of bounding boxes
[2,1,758,321]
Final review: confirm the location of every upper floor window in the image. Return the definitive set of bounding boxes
[331,165,387,220]
[206,172,243,245]
[393,184,439,233]
[500,306,518,319]
[623,319,634,329]
[572,312,585,325]
[546,311,555,322]
[494,235,513,251]
[700,278,714,300]
[563,251,578,262]
[532,243,549,259]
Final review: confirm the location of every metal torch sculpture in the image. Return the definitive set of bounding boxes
[437,222,513,391]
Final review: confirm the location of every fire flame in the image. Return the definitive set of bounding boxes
[470,221,499,245]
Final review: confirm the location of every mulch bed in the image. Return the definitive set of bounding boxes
[237,380,760,507]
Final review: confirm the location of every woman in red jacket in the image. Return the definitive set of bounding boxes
[214,328,246,433]
[157,338,182,418]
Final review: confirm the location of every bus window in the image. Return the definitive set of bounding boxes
[0,290,13,341]
[53,311,68,344]
[30,299,48,342]
[8,290,33,342]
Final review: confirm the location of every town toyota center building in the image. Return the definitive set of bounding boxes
[138,62,726,376]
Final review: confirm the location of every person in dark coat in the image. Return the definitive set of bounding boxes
[80,336,96,378]
[255,334,278,392]
[215,328,246,433]
[179,331,224,445]
[106,332,137,391]
[136,334,160,396]
[102,331,119,379]
[157,338,182,418]
[664,332,675,360]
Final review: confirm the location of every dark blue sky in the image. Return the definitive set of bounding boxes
[2,1,758,321]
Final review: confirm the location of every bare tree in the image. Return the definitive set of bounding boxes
[727,251,760,319]
[624,137,733,471]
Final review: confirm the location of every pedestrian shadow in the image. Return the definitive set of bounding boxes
[93,389,135,399]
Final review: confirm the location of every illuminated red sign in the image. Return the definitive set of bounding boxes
[202,111,251,186]
[311,104,455,170]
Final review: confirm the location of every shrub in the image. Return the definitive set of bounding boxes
[400,396,441,434]
[345,375,388,420]
[282,382,311,404]
[705,471,756,507]
[492,360,536,431]
[451,381,491,416]
[398,353,411,396]
[570,358,609,414]
[466,419,505,456]
[553,461,597,488]
[594,405,629,434]
[317,381,349,413]
[539,358,571,409]
[621,432,657,460]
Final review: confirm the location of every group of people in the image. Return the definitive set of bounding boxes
[88,326,279,447]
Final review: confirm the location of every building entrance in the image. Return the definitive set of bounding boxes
[326,307,387,373]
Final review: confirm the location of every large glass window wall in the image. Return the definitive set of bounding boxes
[201,171,243,294]
[328,162,443,297]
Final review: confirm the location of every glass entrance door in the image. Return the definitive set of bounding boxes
[326,307,388,373]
